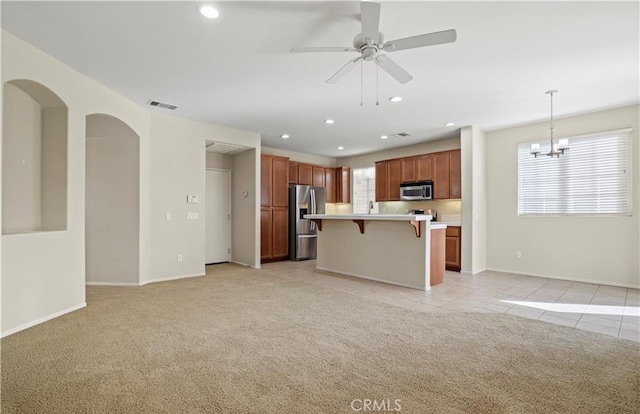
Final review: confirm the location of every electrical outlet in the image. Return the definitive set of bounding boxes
[177,254,183,263]
[515,251,522,259]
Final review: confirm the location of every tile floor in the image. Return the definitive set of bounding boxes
[268,261,640,342]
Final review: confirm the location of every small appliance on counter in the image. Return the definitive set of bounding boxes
[408,209,437,221]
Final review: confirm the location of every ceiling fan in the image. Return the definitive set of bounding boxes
[290,1,457,85]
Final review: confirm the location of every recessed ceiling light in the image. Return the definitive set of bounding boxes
[445,122,455,127]
[380,135,388,140]
[389,96,402,103]
[338,146,344,150]
[324,119,335,124]
[199,5,220,19]
[281,134,290,139]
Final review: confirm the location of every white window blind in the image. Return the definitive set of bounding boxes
[517,129,632,215]
[353,167,379,214]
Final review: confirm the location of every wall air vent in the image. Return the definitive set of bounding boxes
[393,132,411,137]
[146,100,178,110]
[205,141,247,154]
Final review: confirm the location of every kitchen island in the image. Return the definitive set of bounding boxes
[304,214,446,290]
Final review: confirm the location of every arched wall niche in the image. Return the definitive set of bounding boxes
[2,79,68,234]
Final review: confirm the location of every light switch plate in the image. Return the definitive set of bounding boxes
[187,195,198,203]
[165,212,171,220]
[186,212,199,220]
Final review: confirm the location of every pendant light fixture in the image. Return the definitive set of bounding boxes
[530,90,569,158]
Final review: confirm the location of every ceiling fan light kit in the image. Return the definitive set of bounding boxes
[290,1,457,86]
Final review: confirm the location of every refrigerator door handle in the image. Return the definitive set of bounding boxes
[297,234,317,238]
[309,188,316,230]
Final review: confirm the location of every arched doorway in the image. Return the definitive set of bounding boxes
[85,114,140,285]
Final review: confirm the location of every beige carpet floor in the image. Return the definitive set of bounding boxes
[1,263,639,413]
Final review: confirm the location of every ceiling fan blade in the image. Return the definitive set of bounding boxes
[326,57,362,84]
[290,46,357,53]
[361,1,381,44]
[382,29,457,52]
[375,54,413,84]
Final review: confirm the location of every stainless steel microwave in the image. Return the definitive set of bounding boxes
[400,181,433,200]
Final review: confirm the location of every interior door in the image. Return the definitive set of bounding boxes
[206,169,230,264]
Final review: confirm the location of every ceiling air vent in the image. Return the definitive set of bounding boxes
[392,132,411,137]
[146,100,178,110]
[205,141,247,154]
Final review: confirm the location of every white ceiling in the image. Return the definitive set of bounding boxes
[2,1,638,158]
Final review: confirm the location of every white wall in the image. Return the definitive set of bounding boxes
[460,126,487,274]
[86,136,139,285]
[148,113,260,282]
[337,136,460,169]
[1,30,260,336]
[231,149,259,267]
[2,83,42,233]
[262,146,336,167]
[206,152,232,170]
[486,105,639,288]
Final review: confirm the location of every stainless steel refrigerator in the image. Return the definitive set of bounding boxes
[289,185,326,260]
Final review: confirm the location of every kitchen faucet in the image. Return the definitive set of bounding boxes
[368,200,374,215]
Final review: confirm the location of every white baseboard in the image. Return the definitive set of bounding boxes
[316,266,428,291]
[139,273,205,286]
[86,281,139,286]
[1,302,87,338]
[485,267,640,289]
[231,260,259,269]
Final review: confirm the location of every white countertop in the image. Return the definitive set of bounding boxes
[305,214,433,221]
[437,221,461,227]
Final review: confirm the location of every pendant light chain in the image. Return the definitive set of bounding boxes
[549,90,555,149]
[376,59,379,106]
[360,59,363,107]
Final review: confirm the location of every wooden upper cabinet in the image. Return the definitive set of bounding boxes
[298,164,312,185]
[375,162,389,201]
[288,161,299,184]
[325,168,336,203]
[261,155,272,207]
[401,157,416,182]
[312,166,325,187]
[433,152,451,199]
[272,156,289,207]
[387,159,402,201]
[336,167,351,203]
[416,154,433,181]
[449,149,461,199]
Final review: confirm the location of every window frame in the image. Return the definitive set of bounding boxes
[517,128,633,217]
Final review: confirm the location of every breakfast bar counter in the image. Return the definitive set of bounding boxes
[304,214,446,290]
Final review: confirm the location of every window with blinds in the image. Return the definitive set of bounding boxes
[352,167,379,214]
[517,128,632,215]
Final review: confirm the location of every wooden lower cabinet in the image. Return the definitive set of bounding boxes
[260,208,272,260]
[445,226,461,271]
[261,207,289,262]
[271,208,288,259]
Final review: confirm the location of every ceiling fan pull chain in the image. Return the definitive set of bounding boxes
[360,58,364,107]
[376,60,380,106]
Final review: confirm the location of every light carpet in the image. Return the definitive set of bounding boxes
[1,263,639,413]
